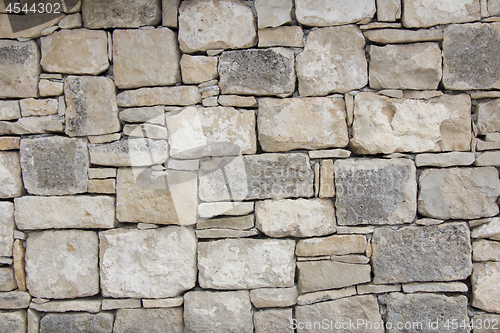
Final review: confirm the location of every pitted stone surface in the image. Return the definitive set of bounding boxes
[0,151,23,198]
[402,0,481,28]
[0,202,13,258]
[254,308,293,333]
[40,312,114,333]
[0,310,27,333]
[113,308,183,333]
[295,0,376,27]
[472,262,500,313]
[88,139,169,167]
[82,0,161,29]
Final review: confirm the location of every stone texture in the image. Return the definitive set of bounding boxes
[101,298,141,310]
[82,0,161,29]
[196,228,256,239]
[297,286,356,305]
[0,12,64,39]
[58,13,83,29]
[477,99,500,135]
[402,282,468,293]
[369,43,442,90]
[40,312,113,333]
[0,152,22,198]
[14,196,116,230]
[116,167,197,225]
[88,168,116,179]
[357,283,401,295]
[402,0,481,28]
[198,202,254,218]
[0,116,64,136]
[99,227,197,298]
[0,101,20,120]
[20,98,58,117]
[258,97,348,152]
[20,136,88,196]
[309,149,351,159]
[472,217,500,240]
[363,28,444,44]
[113,308,183,333]
[197,214,254,230]
[296,26,368,96]
[142,297,183,308]
[472,262,500,312]
[88,133,121,144]
[418,167,500,219]
[319,159,335,198]
[12,240,25,291]
[116,86,202,107]
[123,124,167,139]
[0,291,30,309]
[163,0,180,27]
[386,293,469,333]
[25,230,99,299]
[352,93,471,154]
[30,299,102,313]
[372,223,473,284]
[296,235,366,257]
[415,152,475,167]
[184,290,253,333]
[475,151,500,166]
[377,0,401,21]
[490,0,500,15]
[258,26,304,47]
[218,95,257,108]
[254,308,293,333]
[0,268,16,292]
[0,310,26,333]
[0,40,40,98]
[255,0,292,28]
[199,153,314,201]
[295,0,376,26]
[472,313,500,333]
[166,106,256,159]
[41,29,108,75]
[113,28,180,89]
[443,23,500,90]
[89,139,168,167]
[180,55,217,84]
[178,0,257,53]
[334,158,416,225]
[250,287,298,308]
[88,179,115,194]
[198,238,295,289]
[255,198,336,237]
[64,76,120,137]
[119,106,165,124]
[219,48,295,96]
[473,239,500,261]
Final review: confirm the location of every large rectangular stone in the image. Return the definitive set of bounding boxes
[116,86,201,107]
[402,0,480,27]
[0,310,26,333]
[40,312,113,333]
[296,235,366,257]
[295,0,376,26]
[88,139,168,167]
[82,0,161,29]
[0,100,20,121]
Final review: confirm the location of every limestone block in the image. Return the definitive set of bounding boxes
[0,310,26,333]
[295,0,376,26]
[40,312,113,333]
[472,217,500,240]
[0,268,16,292]
[377,0,401,21]
[101,298,141,311]
[475,151,500,166]
[58,13,83,29]
[0,101,20,120]
[0,137,20,151]
[88,139,168,167]
[490,0,500,15]
[309,149,351,159]
[142,297,183,308]
[402,282,468,293]
[363,28,444,44]
[296,235,366,257]
[119,106,164,124]
[473,239,500,261]
[180,55,218,84]
[218,95,257,107]
[297,287,356,305]
[357,283,401,295]
[403,0,480,27]
[196,228,259,238]
[123,124,167,139]
[82,0,161,28]
[415,152,475,167]
[472,262,500,312]
[0,291,30,309]
[20,98,58,117]
[197,214,254,230]
[0,152,23,198]
[12,240,25,291]
[116,86,202,107]
[113,308,182,333]
[30,299,102,313]
[258,26,304,47]
[0,115,64,136]
[250,287,298,308]
[477,99,500,134]
[255,0,292,28]
[163,0,181,27]
[19,0,81,13]
[254,309,293,333]
[198,201,254,218]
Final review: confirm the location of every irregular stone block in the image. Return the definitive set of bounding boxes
[258,97,348,152]
[258,26,304,47]
[123,123,167,140]
[12,240,25,291]
[40,312,113,333]
[142,297,183,308]
[473,239,500,261]
[250,287,298,308]
[0,115,64,136]
[0,152,23,198]
[119,106,164,124]
[472,217,500,240]
[254,308,293,333]
[372,223,473,284]
[402,282,468,293]
[255,198,336,237]
[472,262,500,312]
[319,159,335,198]
[0,100,20,120]
[198,238,295,289]
[377,0,401,21]
[113,28,180,89]
[296,235,366,257]
[0,310,26,333]
[19,98,58,117]
[116,86,201,107]
[82,0,161,29]
[166,106,256,159]
[162,0,180,27]
[219,48,295,96]
[178,0,257,53]
[443,23,500,90]
[295,0,376,26]
[199,153,314,201]
[490,0,500,15]
[99,227,197,298]
[351,93,471,154]
[475,151,500,166]
[58,12,83,29]
[180,55,218,84]
[0,291,30,309]
[334,158,416,225]
[403,0,480,28]
[113,308,182,333]
[25,230,99,299]
[0,268,16,292]
[297,287,356,306]
[415,152,475,167]
[30,299,102,313]
[41,29,108,75]
[14,196,116,230]
[20,136,88,196]
[255,0,292,28]
[0,137,20,151]
[477,98,500,135]
[198,201,254,218]
[0,12,63,39]
[89,139,168,167]
[196,228,259,238]
[363,28,444,44]
[296,26,367,96]
[197,214,254,230]
[184,290,253,333]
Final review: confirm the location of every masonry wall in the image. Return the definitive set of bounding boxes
[1,0,500,332]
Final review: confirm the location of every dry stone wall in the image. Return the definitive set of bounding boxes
[1,0,500,332]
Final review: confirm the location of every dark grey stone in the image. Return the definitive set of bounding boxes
[0,310,26,333]
[82,0,161,29]
[113,308,183,333]
[40,312,114,333]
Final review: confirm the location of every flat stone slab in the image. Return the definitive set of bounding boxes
[0,101,20,121]
[258,26,304,48]
[402,0,480,28]
[198,201,254,218]
[363,28,444,44]
[372,223,473,284]
[295,0,376,26]
[0,291,30,309]
[0,151,23,198]
[415,152,475,167]
[82,0,161,29]
[334,158,416,225]
[402,281,468,293]
[88,139,169,167]
[296,235,366,257]
[197,214,254,230]
[0,268,16,292]
[472,262,500,313]
[198,238,295,289]
[99,227,197,298]
[254,308,293,333]
[116,86,201,107]
[40,312,114,333]
[113,308,182,333]
[0,310,26,333]
[472,217,500,240]
[250,287,298,308]
[30,299,102,313]
[180,55,218,84]
[473,239,500,261]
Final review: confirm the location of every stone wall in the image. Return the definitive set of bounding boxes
[1,0,500,332]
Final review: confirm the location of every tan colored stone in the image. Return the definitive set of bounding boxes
[0,268,16,292]
[475,151,500,166]
[12,240,25,291]
[472,313,500,333]
[250,287,298,308]
[198,202,255,218]
[58,13,83,29]
[30,299,102,313]
[254,308,292,333]
[82,0,161,29]
[330,254,369,264]
[295,0,376,26]
[38,80,63,97]
[142,297,183,308]
[337,226,375,234]
[416,218,444,226]
[0,101,20,120]
[364,28,444,43]
[255,0,292,28]
[296,235,366,257]
[0,291,30,309]
[0,13,63,39]
[477,140,500,151]
[0,152,22,199]
[197,214,254,230]
[472,262,500,312]
[319,159,334,198]
[416,152,475,167]
[180,55,217,84]
[258,26,304,47]
[472,217,500,240]
[87,179,115,194]
[402,0,481,28]
[377,0,401,21]
[196,228,259,238]
[167,159,199,171]
[402,282,468,293]
[297,286,356,306]
[123,123,167,140]
[486,133,500,142]
[309,149,351,159]
[360,21,402,29]
[114,308,183,333]
[119,106,164,124]
[477,99,500,135]
[88,168,116,179]
[116,86,202,107]
[101,298,141,310]
[218,95,257,108]
[163,0,180,28]
[473,239,500,261]
[404,90,444,99]
[89,139,168,167]
[20,98,57,117]
[357,283,401,295]
[379,89,404,99]
[0,115,64,135]
[490,0,500,15]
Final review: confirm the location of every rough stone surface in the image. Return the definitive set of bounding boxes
[472,314,500,333]
[490,0,500,15]
[142,297,183,308]
[219,48,295,96]
[363,28,444,44]
[472,262,500,312]
[178,0,257,53]
[0,101,20,121]
[41,29,108,75]
[101,298,141,310]
[402,0,481,28]
[255,0,292,28]
[250,287,298,308]
[40,312,114,333]
[197,214,254,230]
[297,286,356,305]
[357,283,401,295]
[296,235,366,257]
[0,152,22,199]
[475,151,500,166]
[198,238,295,289]
[196,228,259,238]
[25,230,99,299]
[295,0,376,26]
[218,95,257,108]
[99,227,197,298]
[198,202,254,218]
[377,0,401,21]
[89,139,168,167]
[0,291,30,309]
[119,106,165,124]
[163,0,180,27]
[113,308,183,333]
[477,99,500,135]
[180,55,217,84]
[58,13,83,29]
[443,23,500,90]
[472,217,500,240]
[415,152,475,167]
[20,136,88,196]
[0,310,27,333]
[199,153,314,201]
[20,98,58,117]
[254,308,293,333]
[14,196,116,230]
[0,268,15,292]
[184,290,253,333]
[418,167,500,219]
[116,86,202,107]
[113,28,180,89]
[402,281,468,293]
[319,159,334,198]
[334,158,416,225]
[82,0,161,29]
[372,223,473,284]
[258,26,304,47]
[12,240,25,291]
[352,93,471,154]
[30,299,102,313]
[473,239,500,261]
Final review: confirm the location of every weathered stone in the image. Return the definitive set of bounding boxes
[363,28,443,44]
[40,312,113,333]
[360,21,402,29]
[0,40,40,98]
[250,287,298,308]
[218,95,257,108]
[20,136,88,195]
[25,230,99,299]
[88,179,115,194]
[0,13,63,39]
[184,290,253,333]
[0,101,20,120]
[319,159,334,198]
[163,0,180,27]
[416,218,444,226]
[116,86,202,107]
[258,26,304,47]
[0,116,64,135]
[473,262,500,312]
[14,196,116,230]
[101,298,141,310]
[377,0,401,21]
[143,297,183,308]
[198,202,255,218]
[180,55,218,84]
[297,260,371,293]
[254,308,293,333]
[402,0,480,27]
[490,0,500,15]
[199,153,314,201]
[89,139,168,167]
[296,26,368,96]
[472,217,500,240]
[357,283,401,295]
[123,124,167,139]
[296,235,366,257]
[0,268,15,292]
[473,239,500,261]
[443,23,500,90]
[178,0,257,53]
[202,96,217,106]
[64,76,120,137]
[167,159,199,171]
[82,0,160,29]
[18,0,81,13]
[255,0,292,28]
[116,167,197,225]
[419,167,500,219]
[255,199,336,238]
[0,152,22,199]
[0,310,26,333]
[41,29,108,75]
[386,293,469,333]
[58,13,83,29]
[12,240,25,291]
[166,106,256,159]
[30,299,101,313]
[475,151,500,166]
[372,223,473,284]
[196,228,259,238]
[39,80,63,97]
[336,226,374,234]
[197,214,254,230]
[309,149,351,159]
[477,140,500,151]
[119,106,164,124]
[88,133,121,144]
[219,48,295,96]
[379,89,404,99]
[20,98,57,117]
[99,227,196,298]
[330,255,369,264]
[477,99,500,134]
[113,28,180,89]
[295,0,376,26]
[415,152,475,167]
[88,168,116,179]
[0,291,29,309]
[351,93,471,154]
[472,313,500,333]
[295,295,383,333]
[402,282,468,293]
[297,286,356,305]
[198,238,295,289]
[113,308,182,333]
